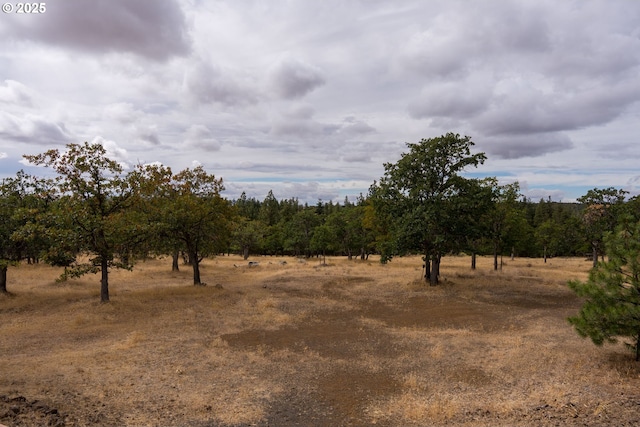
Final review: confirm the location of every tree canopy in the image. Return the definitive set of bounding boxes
[370,133,487,284]
[24,142,145,302]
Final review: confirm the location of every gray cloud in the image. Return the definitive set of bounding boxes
[270,118,338,140]
[230,161,337,175]
[183,125,221,152]
[103,103,140,125]
[2,0,190,61]
[269,58,325,99]
[474,80,640,137]
[398,2,551,79]
[184,61,258,107]
[480,133,574,160]
[337,117,376,137]
[137,131,160,146]
[396,1,640,160]
[408,80,492,120]
[0,112,74,145]
[269,108,375,148]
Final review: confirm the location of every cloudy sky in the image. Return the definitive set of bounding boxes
[1,0,639,203]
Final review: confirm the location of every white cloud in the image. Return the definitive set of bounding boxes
[102,102,139,124]
[0,80,35,106]
[91,136,129,168]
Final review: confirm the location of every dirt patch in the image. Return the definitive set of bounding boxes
[2,256,639,426]
[259,369,401,427]
[0,395,66,427]
[360,297,516,331]
[222,309,402,359]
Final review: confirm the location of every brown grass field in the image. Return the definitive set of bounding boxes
[1,254,640,426]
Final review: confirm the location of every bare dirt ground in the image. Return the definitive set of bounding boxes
[1,255,640,426]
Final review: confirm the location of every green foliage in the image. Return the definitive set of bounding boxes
[1,171,64,291]
[568,220,640,360]
[476,180,528,269]
[283,208,320,256]
[325,205,367,259]
[23,142,148,302]
[310,224,335,264]
[232,218,266,259]
[535,219,561,261]
[370,133,486,283]
[578,187,628,267]
[144,165,234,284]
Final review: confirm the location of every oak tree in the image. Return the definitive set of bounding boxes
[24,142,145,302]
[154,166,233,285]
[578,188,627,267]
[370,133,486,284]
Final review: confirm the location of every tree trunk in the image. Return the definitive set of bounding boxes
[543,245,547,263]
[493,242,499,271]
[511,247,515,261]
[190,250,201,285]
[172,251,180,272]
[592,244,598,268]
[471,252,476,270]
[0,265,7,293]
[636,332,640,362]
[243,246,249,260]
[423,250,431,282]
[100,257,109,303]
[430,255,440,286]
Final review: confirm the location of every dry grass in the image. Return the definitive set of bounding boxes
[1,254,639,427]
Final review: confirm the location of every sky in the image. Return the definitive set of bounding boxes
[1,0,639,204]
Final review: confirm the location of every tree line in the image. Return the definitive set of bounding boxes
[1,135,638,299]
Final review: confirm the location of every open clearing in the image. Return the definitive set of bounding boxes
[1,255,640,426]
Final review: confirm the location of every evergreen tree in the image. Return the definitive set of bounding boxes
[568,219,640,360]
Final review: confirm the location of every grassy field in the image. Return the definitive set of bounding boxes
[1,254,639,426]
